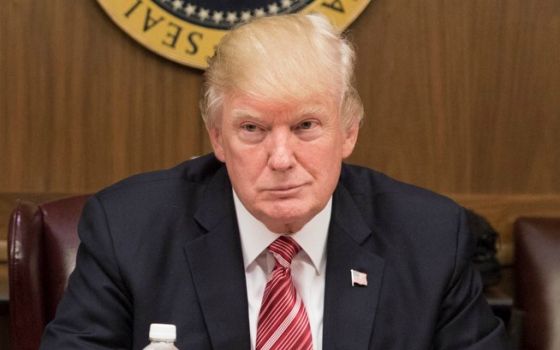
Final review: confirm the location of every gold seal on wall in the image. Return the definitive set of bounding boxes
[96,0,371,70]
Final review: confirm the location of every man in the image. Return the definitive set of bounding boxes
[40,13,508,349]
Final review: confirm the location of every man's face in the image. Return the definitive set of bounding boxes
[208,93,359,233]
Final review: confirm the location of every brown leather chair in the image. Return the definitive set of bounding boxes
[514,217,560,350]
[8,195,89,350]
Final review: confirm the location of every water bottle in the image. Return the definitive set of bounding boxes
[143,323,179,350]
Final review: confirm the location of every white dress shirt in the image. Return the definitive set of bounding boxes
[233,191,331,350]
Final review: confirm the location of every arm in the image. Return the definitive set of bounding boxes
[433,208,509,349]
[40,196,133,349]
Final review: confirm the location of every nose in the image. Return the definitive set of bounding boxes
[267,129,295,172]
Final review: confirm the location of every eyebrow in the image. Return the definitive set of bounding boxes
[229,103,330,121]
[296,105,328,116]
[230,108,262,122]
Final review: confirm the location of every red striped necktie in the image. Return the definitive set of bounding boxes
[256,236,313,350]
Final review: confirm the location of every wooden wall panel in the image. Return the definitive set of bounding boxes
[0,0,205,194]
[348,0,560,194]
[1,0,559,265]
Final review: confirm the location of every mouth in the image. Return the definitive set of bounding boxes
[264,184,306,197]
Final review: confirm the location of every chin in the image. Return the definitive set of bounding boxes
[260,205,314,232]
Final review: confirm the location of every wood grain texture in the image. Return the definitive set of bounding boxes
[1,0,204,193]
[348,0,560,194]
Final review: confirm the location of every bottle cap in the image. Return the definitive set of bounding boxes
[149,323,176,341]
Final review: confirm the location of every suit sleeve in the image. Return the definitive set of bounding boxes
[433,207,509,349]
[40,195,133,349]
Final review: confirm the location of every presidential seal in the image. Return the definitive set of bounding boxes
[96,0,371,69]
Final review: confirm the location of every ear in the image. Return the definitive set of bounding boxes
[207,126,226,162]
[341,121,360,159]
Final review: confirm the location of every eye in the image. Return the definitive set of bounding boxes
[295,120,319,131]
[239,122,266,143]
[298,121,315,130]
[293,119,322,141]
[241,123,259,132]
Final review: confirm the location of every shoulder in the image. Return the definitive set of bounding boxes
[338,163,466,261]
[95,153,224,203]
[98,153,223,195]
[340,163,461,219]
[86,154,227,228]
[339,163,471,283]
[77,153,228,257]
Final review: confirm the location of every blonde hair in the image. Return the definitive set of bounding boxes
[201,13,363,130]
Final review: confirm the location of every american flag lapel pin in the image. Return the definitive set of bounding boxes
[351,269,368,287]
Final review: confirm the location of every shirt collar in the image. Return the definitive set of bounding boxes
[233,190,331,274]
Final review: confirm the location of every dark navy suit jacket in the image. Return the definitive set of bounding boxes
[40,154,507,349]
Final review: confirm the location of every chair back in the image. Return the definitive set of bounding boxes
[514,217,560,350]
[8,195,89,350]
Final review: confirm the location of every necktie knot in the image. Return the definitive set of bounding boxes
[268,236,301,268]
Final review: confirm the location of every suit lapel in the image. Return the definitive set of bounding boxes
[184,167,251,349]
[182,165,385,349]
[323,184,385,350]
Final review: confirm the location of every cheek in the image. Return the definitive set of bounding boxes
[299,138,344,168]
[299,147,342,187]
[226,146,268,181]
[305,142,343,182]
[227,163,258,200]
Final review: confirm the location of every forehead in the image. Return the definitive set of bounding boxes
[225,93,339,118]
